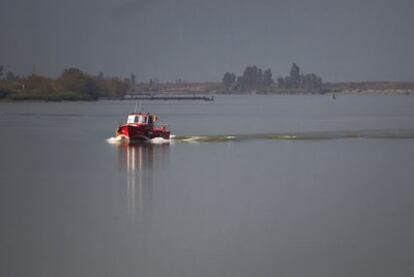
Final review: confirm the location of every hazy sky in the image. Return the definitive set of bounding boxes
[0,0,413,82]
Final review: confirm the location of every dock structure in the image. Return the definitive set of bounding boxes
[101,95,214,101]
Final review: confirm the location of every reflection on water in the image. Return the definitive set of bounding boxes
[116,144,170,221]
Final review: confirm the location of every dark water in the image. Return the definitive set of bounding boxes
[1,95,414,277]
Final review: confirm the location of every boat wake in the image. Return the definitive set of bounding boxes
[149,137,173,144]
[107,129,414,145]
[172,129,414,143]
[106,136,129,144]
[106,135,172,144]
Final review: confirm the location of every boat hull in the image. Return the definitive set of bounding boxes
[116,124,170,141]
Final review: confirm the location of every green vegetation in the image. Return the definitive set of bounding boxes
[0,67,130,101]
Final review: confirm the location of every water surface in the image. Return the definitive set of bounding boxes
[1,95,414,277]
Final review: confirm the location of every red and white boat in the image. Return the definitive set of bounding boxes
[116,112,171,142]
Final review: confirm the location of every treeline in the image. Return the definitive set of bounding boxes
[222,63,323,93]
[223,66,273,92]
[0,67,130,101]
[0,63,326,100]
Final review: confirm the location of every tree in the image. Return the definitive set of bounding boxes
[302,73,322,91]
[96,77,129,97]
[240,65,260,91]
[262,69,273,87]
[59,68,97,98]
[227,66,274,92]
[284,76,292,89]
[235,76,243,90]
[130,73,136,87]
[276,63,323,91]
[289,63,301,88]
[0,66,3,79]
[277,77,285,89]
[257,68,263,87]
[222,72,236,89]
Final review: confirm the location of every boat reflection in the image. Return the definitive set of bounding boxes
[116,143,170,221]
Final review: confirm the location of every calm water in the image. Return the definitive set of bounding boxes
[1,95,414,277]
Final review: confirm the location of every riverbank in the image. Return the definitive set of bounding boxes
[1,81,413,102]
[132,81,414,95]
[323,81,414,95]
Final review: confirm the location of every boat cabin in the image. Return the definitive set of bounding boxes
[126,113,156,125]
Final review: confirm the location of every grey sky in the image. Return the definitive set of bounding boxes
[0,0,413,82]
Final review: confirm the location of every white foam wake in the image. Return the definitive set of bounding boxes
[106,136,129,144]
[149,137,171,144]
[106,134,175,144]
[178,136,208,143]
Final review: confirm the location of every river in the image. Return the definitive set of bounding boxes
[1,95,414,277]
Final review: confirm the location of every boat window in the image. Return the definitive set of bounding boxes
[127,115,136,123]
[127,115,147,124]
[138,115,146,124]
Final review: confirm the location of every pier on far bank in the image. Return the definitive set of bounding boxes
[100,94,214,101]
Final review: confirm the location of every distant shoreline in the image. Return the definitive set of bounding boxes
[117,81,414,96]
[1,81,413,102]
[0,91,411,103]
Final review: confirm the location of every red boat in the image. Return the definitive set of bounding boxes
[116,112,170,141]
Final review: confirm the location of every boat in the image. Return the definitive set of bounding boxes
[116,112,171,142]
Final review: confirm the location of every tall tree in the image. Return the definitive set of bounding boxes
[222,72,236,89]
[235,76,243,90]
[258,68,263,87]
[130,73,136,87]
[0,66,3,79]
[241,65,260,91]
[289,63,300,88]
[263,69,273,87]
